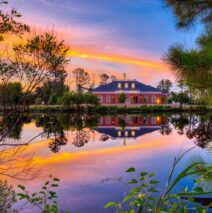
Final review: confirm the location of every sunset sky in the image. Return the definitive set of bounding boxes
[8,0,201,87]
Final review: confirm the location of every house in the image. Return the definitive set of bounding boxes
[94,115,167,140]
[91,80,166,105]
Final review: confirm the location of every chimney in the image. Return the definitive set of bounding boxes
[123,73,126,81]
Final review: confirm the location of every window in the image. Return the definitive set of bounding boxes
[152,117,156,124]
[126,97,131,103]
[98,117,102,124]
[98,96,102,103]
[118,83,121,89]
[125,83,128,88]
[106,95,111,103]
[152,95,156,103]
[131,83,135,89]
[143,96,148,103]
[106,117,111,124]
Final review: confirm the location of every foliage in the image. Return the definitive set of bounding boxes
[164,2,212,104]
[0,0,30,41]
[170,91,190,105]
[105,150,212,212]
[119,93,126,103]
[34,70,69,105]
[0,82,23,107]
[72,68,90,92]
[165,0,212,29]
[99,73,110,85]
[60,92,99,107]
[16,176,68,213]
[157,79,172,93]
[99,73,118,85]
[0,180,16,212]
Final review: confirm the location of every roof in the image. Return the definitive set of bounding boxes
[94,127,160,138]
[91,80,160,92]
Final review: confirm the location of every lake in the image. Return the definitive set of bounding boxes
[0,112,211,212]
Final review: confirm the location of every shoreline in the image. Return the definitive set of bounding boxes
[1,104,211,114]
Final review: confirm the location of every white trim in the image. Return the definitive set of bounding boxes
[97,126,161,129]
[92,91,161,94]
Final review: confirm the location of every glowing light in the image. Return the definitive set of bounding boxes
[156,116,161,122]
[156,98,161,104]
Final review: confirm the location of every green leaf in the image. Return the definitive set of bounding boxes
[45,181,50,185]
[53,178,60,181]
[126,167,136,172]
[149,173,155,177]
[196,206,207,213]
[140,172,147,177]
[123,194,133,202]
[104,201,119,208]
[149,180,160,184]
[194,187,203,193]
[17,185,25,191]
[128,179,138,184]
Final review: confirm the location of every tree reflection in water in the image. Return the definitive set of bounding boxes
[0,113,211,153]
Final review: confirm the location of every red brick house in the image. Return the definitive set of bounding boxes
[91,80,166,105]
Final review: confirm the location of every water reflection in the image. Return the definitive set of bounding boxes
[0,113,211,152]
[0,112,211,212]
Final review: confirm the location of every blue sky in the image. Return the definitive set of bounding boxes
[9,0,201,86]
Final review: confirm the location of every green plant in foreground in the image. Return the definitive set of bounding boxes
[105,150,212,212]
[16,175,69,213]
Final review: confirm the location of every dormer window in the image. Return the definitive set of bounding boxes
[132,83,135,89]
[125,83,128,88]
[118,83,121,89]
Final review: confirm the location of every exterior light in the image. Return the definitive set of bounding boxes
[125,131,128,137]
[156,116,160,122]
[156,98,160,104]
[118,83,121,89]
[118,131,121,137]
[131,131,135,137]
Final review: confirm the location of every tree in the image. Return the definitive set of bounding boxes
[99,73,110,85]
[72,68,90,92]
[0,82,23,107]
[0,32,70,107]
[0,0,30,41]
[164,1,212,104]
[170,91,190,106]
[111,75,117,81]
[157,79,173,93]
[164,0,212,29]
[0,181,15,212]
[119,93,126,103]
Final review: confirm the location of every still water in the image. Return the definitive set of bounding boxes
[1,113,211,212]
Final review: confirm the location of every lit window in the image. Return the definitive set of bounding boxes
[98,96,102,103]
[152,95,156,103]
[106,117,111,124]
[131,83,135,89]
[125,83,128,88]
[131,131,135,137]
[118,83,121,89]
[106,95,111,103]
[125,131,128,137]
[118,131,121,137]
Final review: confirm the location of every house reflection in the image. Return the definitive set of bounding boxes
[94,115,168,145]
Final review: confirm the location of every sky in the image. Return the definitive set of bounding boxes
[7,0,201,87]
